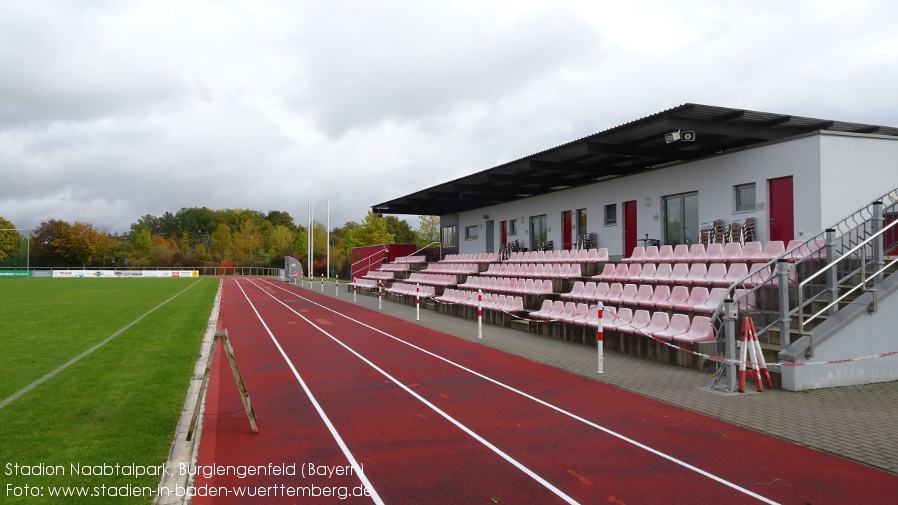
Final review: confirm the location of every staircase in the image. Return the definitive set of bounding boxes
[710,186,898,391]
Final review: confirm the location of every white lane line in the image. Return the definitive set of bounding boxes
[263,279,781,505]
[0,279,204,411]
[232,280,384,505]
[245,279,582,505]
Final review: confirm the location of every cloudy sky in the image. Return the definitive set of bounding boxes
[2,0,898,234]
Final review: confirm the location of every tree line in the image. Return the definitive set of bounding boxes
[0,209,440,278]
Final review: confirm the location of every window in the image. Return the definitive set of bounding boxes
[464,225,479,240]
[735,183,756,212]
[663,192,699,246]
[530,214,548,248]
[508,219,517,236]
[441,226,457,247]
[604,204,617,226]
[577,209,588,236]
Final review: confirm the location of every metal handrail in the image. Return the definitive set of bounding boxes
[350,247,389,280]
[797,217,898,332]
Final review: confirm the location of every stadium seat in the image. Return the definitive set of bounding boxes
[614,283,640,306]
[684,262,708,284]
[660,263,690,284]
[593,282,610,301]
[672,316,714,344]
[742,241,763,261]
[596,282,624,304]
[617,309,652,334]
[592,263,617,282]
[692,288,727,314]
[561,303,590,324]
[653,313,691,341]
[721,242,744,262]
[643,246,660,263]
[528,299,555,320]
[704,243,724,262]
[671,244,690,263]
[634,284,655,307]
[688,243,706,262]
[694,262,728,287]
[580,281,598,302]
[760,240,786,261]
[716,262,750,287]
[572,304,602,326]
[622,246,644,263]
[561,281,585,300]
[636,262,658,283]
[657,245,675,263]
[645,262,672,283]
[674,286,710,312]
[641,284,669,308]
[601,307,633,332]
[657,285,690,311]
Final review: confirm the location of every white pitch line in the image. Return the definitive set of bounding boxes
[262,279,781,505]
[0,280,203,411]
[231,280,385,505]
[245,279,582,505]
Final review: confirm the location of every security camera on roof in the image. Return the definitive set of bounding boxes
[664,130,681,143]
[681,131,696,142]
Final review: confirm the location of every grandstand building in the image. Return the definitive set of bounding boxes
[371,103,898,391]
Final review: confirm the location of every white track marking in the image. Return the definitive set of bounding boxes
[0,280,203,411]
[244,279,582,505]
[232,280,385,505]
[261,279,781,505]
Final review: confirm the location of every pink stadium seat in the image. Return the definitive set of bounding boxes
[641,284,669,308]
[742,241,763,261]
[684,263,708,284]
[566,263,582,278]
[610,263,631,282]
[634,284,655,307]
[659,285,691,311]
[672,316,714,344]
[671,244,690,263]
[596,282,624,304]
[599,306,631,332]
[561,303,589,324]
[704,243,724,263]
[622,246,644,263]
[636,262,658,283]
[592,263,617,282]
[653,313,691,341]
[674,286,710,312]
[593,282,610,301]
[694,262,728,287]
[657,245,675,263]
[746,264,773,287]
[693,288,727,314]
[645,262,672,284]
[716,262,750,287]
[616,263,642,282]
[580,281,598,301]
[760,240,786,261]
[643,246,660,263]
[721,242,744,262]
[660,263,690,284]
[786,239,826,263]
[617,309,651,334]
[562,281,585,300]
[688,243,706,262]
[594,248,610,262]
[616,283,640,306]
[529,299,555,320]
[573,304,602,326]
[534,279,553,295]
[641,311,671,336]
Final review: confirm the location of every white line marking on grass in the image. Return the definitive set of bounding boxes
[262,279,781,505]
[232,280,385,505]
[0,280,204,411]
[244,279,582,505]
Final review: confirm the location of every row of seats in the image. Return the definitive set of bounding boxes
[483,262,582,279]
[441,253,500,264]
[561,282,752,314]
[528,301,714,344]
[360,271,393,281]
[348,278,380,290]
[457,276,553,296]
[622,240,824,265]
[386,282,436,298]
[407,272,457,287]
[592,261,786,288]
[393,255,427,264]
[506,248,609,264]
[435,289,525,313]
[422,262,479,275]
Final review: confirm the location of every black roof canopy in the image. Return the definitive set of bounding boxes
[372,103,898,216]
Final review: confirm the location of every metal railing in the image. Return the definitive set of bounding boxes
[350,247,389,280]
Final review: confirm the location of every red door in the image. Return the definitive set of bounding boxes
[500,221,508,247]
[623,200,637,258]
[562,211,573,250]
[768,177,794,242]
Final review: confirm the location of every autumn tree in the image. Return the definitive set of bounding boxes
[0,217,23,265]
[415,215,440,247]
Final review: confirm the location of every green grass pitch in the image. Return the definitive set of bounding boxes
[0,278,219,504]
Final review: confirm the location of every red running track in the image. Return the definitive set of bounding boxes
[192,278,898,504]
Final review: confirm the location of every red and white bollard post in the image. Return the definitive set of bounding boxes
[597,302,604,374]
[335,274,339,297]
[378,281,383,310]
[353,278,357,303]
[416,284,421,321]
[477,289,483,339]
[320,274,324,292]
